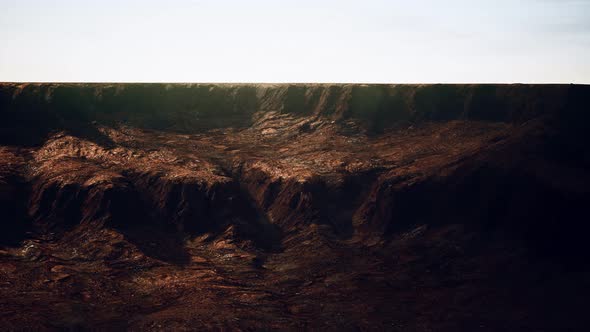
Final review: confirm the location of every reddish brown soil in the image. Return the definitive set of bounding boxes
[0,84,589,331]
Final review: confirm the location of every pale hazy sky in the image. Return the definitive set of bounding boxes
[1,0,589,83]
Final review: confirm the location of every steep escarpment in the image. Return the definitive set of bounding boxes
[0,83,589,331]
[0,83,573,143]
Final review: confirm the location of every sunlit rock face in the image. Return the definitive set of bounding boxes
[0,83,589,331]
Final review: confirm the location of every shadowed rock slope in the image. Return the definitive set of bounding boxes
[0,83,589,331]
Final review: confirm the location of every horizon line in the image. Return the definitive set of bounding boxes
[1,81,588,86]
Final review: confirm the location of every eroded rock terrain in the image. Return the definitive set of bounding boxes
[0,83,589,331]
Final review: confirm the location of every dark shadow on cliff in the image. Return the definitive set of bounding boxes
[118,224,191,266]
[0,175,32,246]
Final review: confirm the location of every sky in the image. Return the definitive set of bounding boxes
[1,0,589,83]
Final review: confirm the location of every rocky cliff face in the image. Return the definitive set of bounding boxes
[0,83,589,331]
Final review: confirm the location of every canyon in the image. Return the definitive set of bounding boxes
[0,83,589,331]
